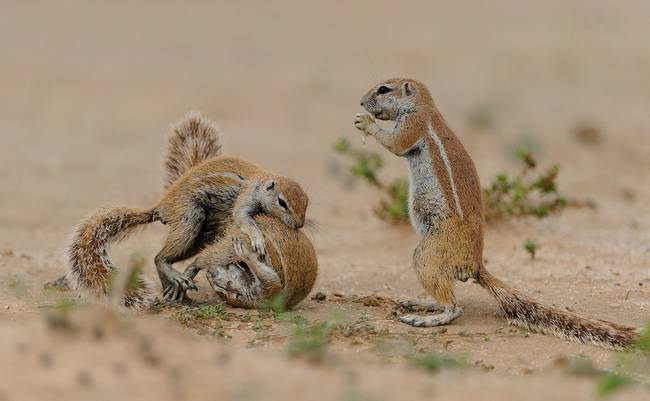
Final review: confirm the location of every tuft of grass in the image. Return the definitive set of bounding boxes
[597,373,631,397]
[636,324,650,353]
[333,137,409,222]
[109,253,148,303]
[174,303,233,338]
[260,292,289,314]
[523,240,538,260]
[178,303,229,320]
[409,352,467,373]
[564,323,650,397]
[286,321,335,363]
[123,253,147,292]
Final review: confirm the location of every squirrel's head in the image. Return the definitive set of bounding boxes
[206,261,257,307]
[360,78,433,121]
[257,176,308,229]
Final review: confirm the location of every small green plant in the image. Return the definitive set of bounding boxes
[597,373,631,397]
[333,137,409,222]
[523,240,538,260]
[260,292,289,314]
[408,351,467,373]
[286,321,334,363]
[567,323,650,397]
[482,149,570,221]
[109,253,148,301]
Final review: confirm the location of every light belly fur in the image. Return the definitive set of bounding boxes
[407,141,450,236]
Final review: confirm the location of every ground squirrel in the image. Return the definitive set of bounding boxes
[67,112,309,307]
[183,214,317,309]
[355,78,638,349]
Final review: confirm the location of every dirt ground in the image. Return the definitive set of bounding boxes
[1,1,649,400]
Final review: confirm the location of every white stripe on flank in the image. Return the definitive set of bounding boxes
[265,235,288,291]
[427,122,464,219]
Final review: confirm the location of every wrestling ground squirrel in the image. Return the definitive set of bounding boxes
[68,112,308,307]
[183,214,317,309]
[355,78,638,349]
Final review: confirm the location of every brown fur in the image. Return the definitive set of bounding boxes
[67,207,158,308]
[163,111,223,189]
[186,214,318,309]
[357,78,638,349]
[68,113,309,307]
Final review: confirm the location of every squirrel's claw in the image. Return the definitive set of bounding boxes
[161,270,197,303]
[233,236,264,259]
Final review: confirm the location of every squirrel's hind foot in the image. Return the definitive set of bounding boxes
[398,299,442,313]
[399,305,463,327]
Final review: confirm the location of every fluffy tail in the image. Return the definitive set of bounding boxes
[67,207,157,308]
[163,111,223,189]
[476,267,639,349]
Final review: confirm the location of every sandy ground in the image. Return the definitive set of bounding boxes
[1,1,649,400]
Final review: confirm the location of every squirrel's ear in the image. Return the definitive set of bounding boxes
[265,180,276,191]
[403,82,413,96]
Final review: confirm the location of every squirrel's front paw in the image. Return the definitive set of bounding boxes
[248,230,267,256]
[354,113,376,133]
[233,237,261,260]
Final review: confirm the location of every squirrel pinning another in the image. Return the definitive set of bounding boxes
[67,112,314,308]
[355,78,638,349]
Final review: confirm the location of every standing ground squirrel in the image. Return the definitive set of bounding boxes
[67,112,309,307]
[355,78,638,349]
[183,214,317,309]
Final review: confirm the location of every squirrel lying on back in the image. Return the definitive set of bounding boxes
[67,112,314,308]
[184,213,317,309]
[355,78,638,349]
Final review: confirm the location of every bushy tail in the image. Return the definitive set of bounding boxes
[67,207,157,308]
[163,111,223,189]
[476,267,639,349]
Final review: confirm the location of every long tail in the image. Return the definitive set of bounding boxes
[67,207,157,308]
[476,267,639,349]
[163,111,223,189]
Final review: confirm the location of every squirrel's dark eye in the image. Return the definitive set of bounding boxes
[377,86,392,95]
[278,198,288,210]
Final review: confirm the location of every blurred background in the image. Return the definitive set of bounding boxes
[0,1,648,400]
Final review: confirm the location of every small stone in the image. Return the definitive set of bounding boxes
[311,292,326,301]
[2,249,13,257]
